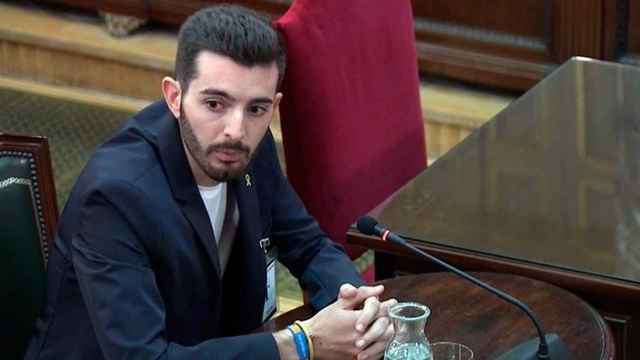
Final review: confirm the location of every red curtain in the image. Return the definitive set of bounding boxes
[275,0,427,260]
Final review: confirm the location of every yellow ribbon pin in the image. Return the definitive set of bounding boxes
[245,174,252,187]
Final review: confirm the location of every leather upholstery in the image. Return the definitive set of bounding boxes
[0,134,58,359]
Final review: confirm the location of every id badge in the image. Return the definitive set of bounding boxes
[261,237,278,322]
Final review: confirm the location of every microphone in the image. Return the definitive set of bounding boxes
[357,216,572,360]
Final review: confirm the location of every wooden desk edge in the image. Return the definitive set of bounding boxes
[347,230,640,304]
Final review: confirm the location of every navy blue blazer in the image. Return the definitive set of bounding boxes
[26,101,363,359]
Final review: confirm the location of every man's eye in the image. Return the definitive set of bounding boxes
[206,100,224,111]
[249,105,268,116]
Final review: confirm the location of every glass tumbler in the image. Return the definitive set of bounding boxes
[430,342,474,360]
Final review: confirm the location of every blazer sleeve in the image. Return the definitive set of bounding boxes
[262,136,364,310]
[71,180,279,360]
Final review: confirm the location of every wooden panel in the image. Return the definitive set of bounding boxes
[413,0,548,37]
[150,0,290,24]
[616,0,640,64]
[0,39,167,100]
[551,0,604,61]
[412,0,551,59]
[412,0,555,90]
[416,0,611,89]
[43,0,631,90]
[626,0,640,53]
[100,0,148,19]
[41,0,98,11]
[593,0,640,64]
[603,312,632,360]
[602,0,623,60]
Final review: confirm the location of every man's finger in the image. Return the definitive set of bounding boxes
[355,296,381,332]
[356,323,394,360]
[338,283,358,300]
[338,285,384,309]
[376,298,398,318]
[354,316,390,350]
[356,297,397,331]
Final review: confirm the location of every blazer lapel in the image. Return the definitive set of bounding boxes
[154,110,222,277]
[222,170,268,333]
[180,196,221,276]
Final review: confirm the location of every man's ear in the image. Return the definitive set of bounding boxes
[161,77,182,119]
[272,92,283,115]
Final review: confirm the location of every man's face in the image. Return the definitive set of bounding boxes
[174,51,282,185]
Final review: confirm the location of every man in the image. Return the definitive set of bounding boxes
[26,4,394,360]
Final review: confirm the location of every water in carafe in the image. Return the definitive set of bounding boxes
[384,342,432,360]
[384,302,432,360]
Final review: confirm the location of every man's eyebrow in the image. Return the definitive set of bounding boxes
[251,97,274,104]
[199,88,273,104]
[199,88,236,102]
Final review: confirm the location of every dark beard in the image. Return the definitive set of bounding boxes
[178,112,250,182]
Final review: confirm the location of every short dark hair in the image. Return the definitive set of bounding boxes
[175,4,286,94]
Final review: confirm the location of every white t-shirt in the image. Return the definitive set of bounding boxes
[198,183,227,244]
[198,182,238,275]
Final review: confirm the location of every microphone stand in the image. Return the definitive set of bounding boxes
[357,216,572,360]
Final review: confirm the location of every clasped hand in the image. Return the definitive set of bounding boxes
[301,284,397,359]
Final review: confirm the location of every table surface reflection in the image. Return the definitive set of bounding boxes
[365,57,640,285]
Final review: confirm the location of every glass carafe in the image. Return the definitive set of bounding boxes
[384,302,432,360]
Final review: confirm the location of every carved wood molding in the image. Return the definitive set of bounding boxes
[414,18,547,53]
[416,42,554,90]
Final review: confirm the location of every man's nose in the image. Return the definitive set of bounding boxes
[223,108,245,140]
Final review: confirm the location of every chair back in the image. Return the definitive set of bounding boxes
[275,0,427,260]
[0,133,58,359]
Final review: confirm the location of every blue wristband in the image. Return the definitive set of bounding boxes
[288,325,309,360]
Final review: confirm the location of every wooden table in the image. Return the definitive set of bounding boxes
[259,272,614,360]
